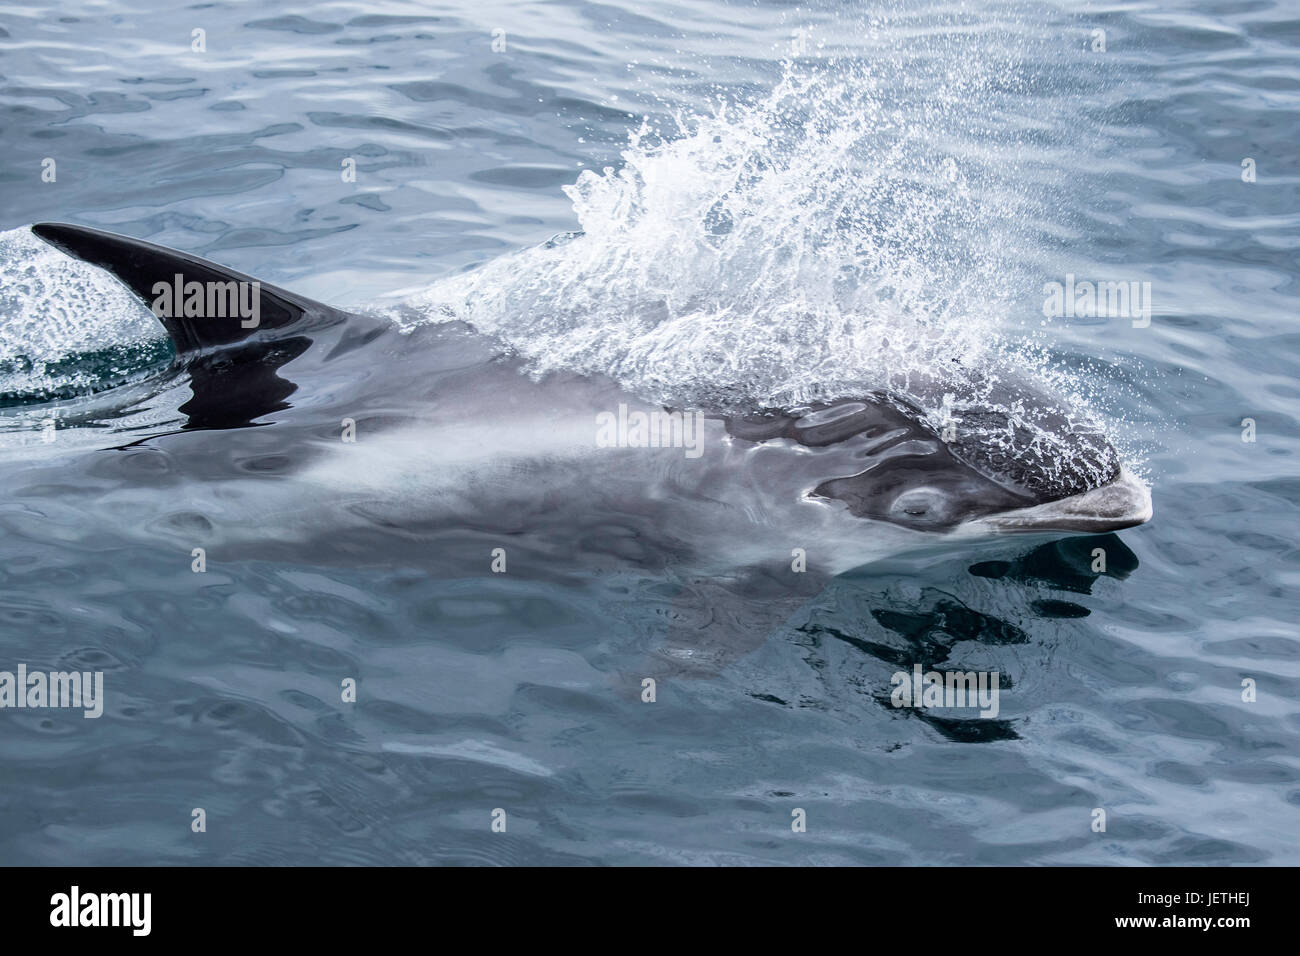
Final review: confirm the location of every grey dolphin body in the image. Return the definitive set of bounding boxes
[23,222,1151,579]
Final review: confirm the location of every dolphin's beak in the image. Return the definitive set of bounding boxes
[958,468,1152,535]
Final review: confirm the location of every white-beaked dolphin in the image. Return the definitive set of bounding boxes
[26,222,1151,578]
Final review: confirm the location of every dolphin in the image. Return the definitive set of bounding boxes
[15,222,1151,580]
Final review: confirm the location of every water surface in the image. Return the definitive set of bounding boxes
[0,0,1297,865]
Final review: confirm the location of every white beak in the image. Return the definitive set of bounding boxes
[958,468,1152,535]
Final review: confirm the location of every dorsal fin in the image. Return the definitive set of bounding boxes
[32,222,340,354]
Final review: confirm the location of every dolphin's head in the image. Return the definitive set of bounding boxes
[725,385,1150,536]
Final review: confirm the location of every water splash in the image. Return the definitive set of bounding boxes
[400,56,1056,413]
[0,227,168,404]
[395,38,1146,491]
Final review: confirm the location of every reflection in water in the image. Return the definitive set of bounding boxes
[792,534,1139,743]
[969,534,1139,592]
[100,336,312,452]
[179,336,310,431]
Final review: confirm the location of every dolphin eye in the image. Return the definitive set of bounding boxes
[891,488,948,521]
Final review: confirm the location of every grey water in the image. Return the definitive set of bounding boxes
[1,0,1298,865]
